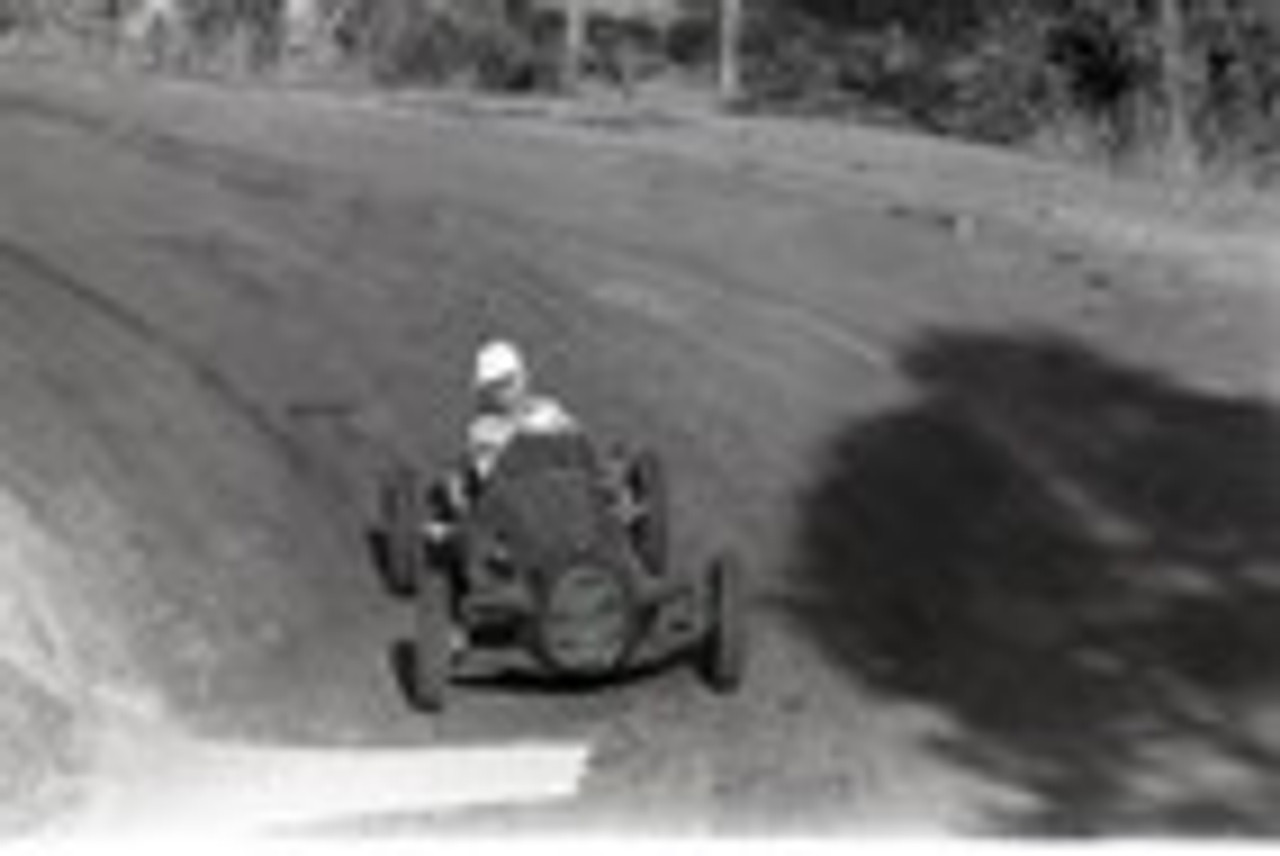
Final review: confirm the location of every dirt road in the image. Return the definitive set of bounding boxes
[0,61,1274,835]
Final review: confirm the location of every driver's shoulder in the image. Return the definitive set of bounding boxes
[522,395,577,432]
[467,412,514,449]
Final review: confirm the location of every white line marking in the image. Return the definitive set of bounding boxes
[67,726,590,837]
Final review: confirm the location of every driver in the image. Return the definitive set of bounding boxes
[467,339,578,481]
[424,340,581,656]
[426,339,579,549]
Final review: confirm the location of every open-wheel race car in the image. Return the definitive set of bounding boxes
[372,431,746,712]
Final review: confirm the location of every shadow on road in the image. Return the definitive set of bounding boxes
[786,328,1280,835]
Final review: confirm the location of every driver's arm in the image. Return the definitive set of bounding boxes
[468,415,512,480]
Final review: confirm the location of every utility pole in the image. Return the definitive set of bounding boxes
[1158,0,1196,176]
[563,0,587,93]
[718,0,743,103]
[283,0,317,52]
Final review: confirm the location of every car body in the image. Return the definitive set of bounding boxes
[373,431,744,712]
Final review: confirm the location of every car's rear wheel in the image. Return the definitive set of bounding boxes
[698,553,746,693]
[535,562,635,677]
[379,466,422,599]
[628,450,668,576]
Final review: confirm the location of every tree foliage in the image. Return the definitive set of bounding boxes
[3,0,1274,178]
[331,0,554,89]
[740,0,1279,177]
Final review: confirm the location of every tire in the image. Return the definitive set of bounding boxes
[628,450,669,576]
[379,466,422,599]
[404,567,451,713]
[698,554,746,694]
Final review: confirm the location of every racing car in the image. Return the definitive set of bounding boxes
[372,431,746,712]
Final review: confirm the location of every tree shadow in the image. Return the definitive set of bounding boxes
[787,327,1280,835]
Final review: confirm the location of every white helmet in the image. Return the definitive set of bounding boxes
[474,339,528,390]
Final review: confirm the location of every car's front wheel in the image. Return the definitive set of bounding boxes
[697,553,746,693]
[397,568,452,713]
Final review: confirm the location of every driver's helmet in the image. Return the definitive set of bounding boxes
[474,339,528,394]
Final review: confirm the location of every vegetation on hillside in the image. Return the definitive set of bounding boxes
[0,0,1275,179]
[738,0,1279,178]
